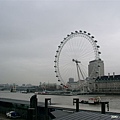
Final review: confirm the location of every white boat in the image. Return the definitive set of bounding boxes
[80,96,101,105]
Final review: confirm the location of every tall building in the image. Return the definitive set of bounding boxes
[88,59,104,79]
[88,59,104,92]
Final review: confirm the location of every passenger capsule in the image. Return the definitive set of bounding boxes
[88,33,91,35]
[98,52,101,54]
[94,40,97,43]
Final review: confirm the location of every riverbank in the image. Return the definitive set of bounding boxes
[1,91,120,113]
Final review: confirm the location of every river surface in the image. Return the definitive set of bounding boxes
[0,91,120,113]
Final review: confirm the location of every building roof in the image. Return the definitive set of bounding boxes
[89,59,102,63]
[54,111,120,120]
[95,75,120,82]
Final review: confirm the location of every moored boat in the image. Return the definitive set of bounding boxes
[80,96,101,105]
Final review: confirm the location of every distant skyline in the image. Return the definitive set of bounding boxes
[0,0,120,85]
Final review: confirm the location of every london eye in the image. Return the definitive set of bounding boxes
[54,30,101,90]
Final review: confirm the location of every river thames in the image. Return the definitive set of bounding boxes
[0,91,120,113]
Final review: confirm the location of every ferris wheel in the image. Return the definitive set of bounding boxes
[54,30,101,89]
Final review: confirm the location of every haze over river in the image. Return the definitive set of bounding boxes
[0,91,120,113]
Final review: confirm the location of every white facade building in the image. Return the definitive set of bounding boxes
[95,74,120,94]
[88,59,104,92]
[88,59,104,79]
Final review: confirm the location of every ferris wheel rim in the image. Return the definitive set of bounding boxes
[54,30,101,86]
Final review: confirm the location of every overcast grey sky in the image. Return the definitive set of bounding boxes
[0,0,120,85]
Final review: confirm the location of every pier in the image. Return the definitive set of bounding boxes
[0,96,120,120]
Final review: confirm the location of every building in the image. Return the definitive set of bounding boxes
[69,78,74,83]
[88,59,104,92]
[88,59,104,79]
[66,78,87,92]
[66,78,78,90]
[94,73,120,94]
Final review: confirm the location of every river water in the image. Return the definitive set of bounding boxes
[0,91,120,113]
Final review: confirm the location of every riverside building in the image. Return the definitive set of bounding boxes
[94,73,120,94]
[65,59,120,94]
[88,59,104,79]
[88,59,104,92]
